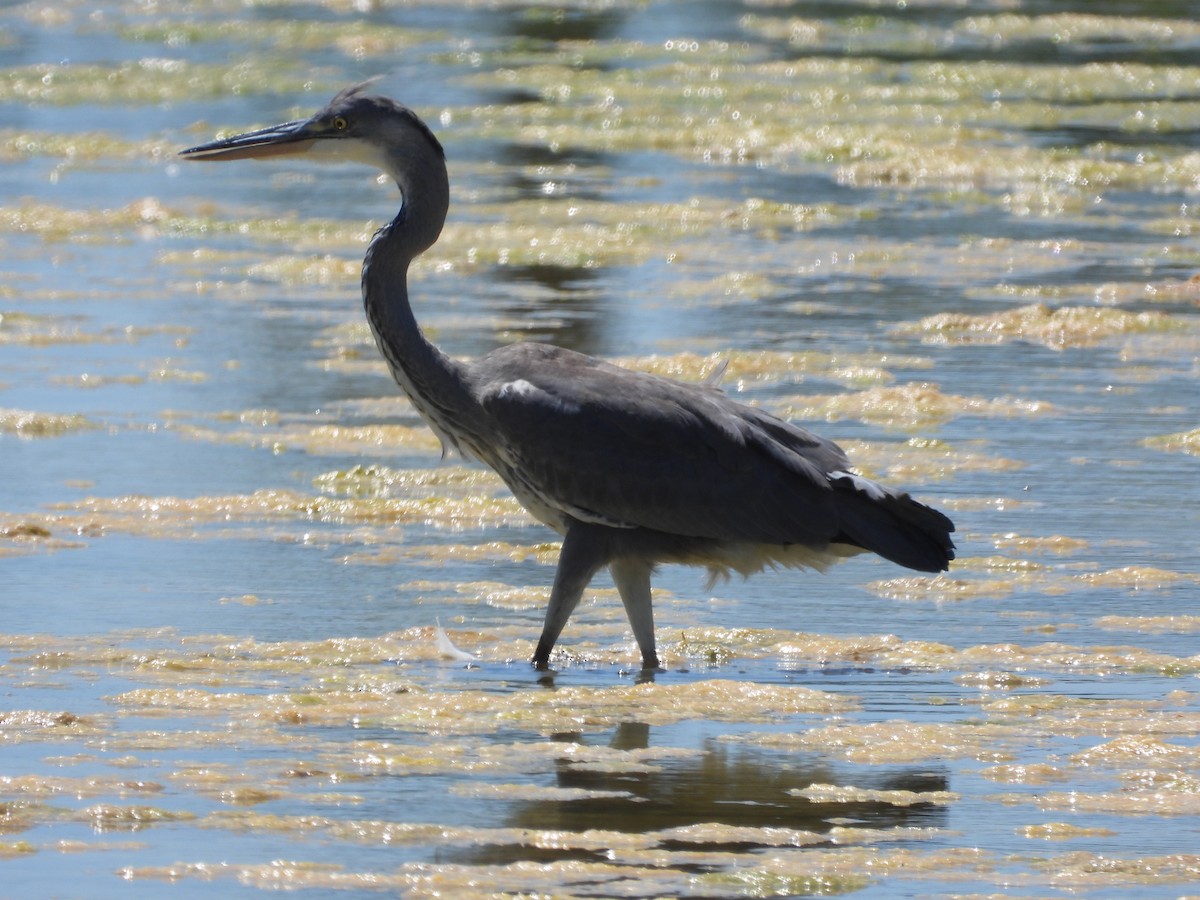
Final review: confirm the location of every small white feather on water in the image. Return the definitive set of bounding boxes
[435,620,477,661]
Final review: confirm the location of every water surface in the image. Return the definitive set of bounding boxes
[2,1,1199,897]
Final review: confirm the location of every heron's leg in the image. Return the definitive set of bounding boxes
[533,525,607,669]
[609,557,659,670]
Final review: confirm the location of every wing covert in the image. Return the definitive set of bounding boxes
[474,345,851,545]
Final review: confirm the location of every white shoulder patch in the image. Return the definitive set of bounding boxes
[496,379,538,398]
[495,379,582,414]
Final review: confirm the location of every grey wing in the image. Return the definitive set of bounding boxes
[474,346,851,546]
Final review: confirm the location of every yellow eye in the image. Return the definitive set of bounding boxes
[332,116,348,131]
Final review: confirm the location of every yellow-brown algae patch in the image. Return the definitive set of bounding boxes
[1072,736,1200,769]
[218,594,262,606]
[462,582,549,611]
[0,523,53,553]
[695,845,987,892]
[118,19,439,56]
[1027,851,1200,886]
[1116,276,1200,304]
[788,784,959,807]
[843,437,1023,483]
[956,671,1050,691]
[245,253,359,287]
[979,764,1071,785]
[202,811,654,857]
[782,383,1052,427]
[967,643,1200,677]
[728,721,1013,765]
[129,859,406,891]
[0,516,93,553]
[342,741,505,778]
[0,128,171,163]
[167,766,282,806]
[0,774,163,799]
[1144,427,1200,455]
[981,695,1200,741]
[658,823,825,848]
[60,488,528,532]
[0,197,190,242]
[53,838,148,854]
[1121,771,1200,796]
[110,679,850,737]
[100,841,977,895]
[867,575,1015,602]
[348,540,557,567]
[992,533,1089,555]
[288,423,442,458]
[313,464,504,499]
[868,563,1200,607]
[0,408,94,438]
[1096,615,1200,634]
[0,798,46,835]
[0,61,317,107]
[176,419,446,457]
[770,630,899,661]
[144,364,206,384]
[1033,791,1200,818]
[893,303,1179,350]
[50,373,149,389]
[1070,566,1198,591]
[219,786,281,806]
[612,349,931,390]
[103,636,420,684]
[0,311,142,348]
[0,710,108,744]
[975,556,1054,575]
[76,804,196,831]
[1019,822,1118,841]
[768,631,966,673]
[744,13,1200,63]
[969,12,1200,49]
[98,726,312,755]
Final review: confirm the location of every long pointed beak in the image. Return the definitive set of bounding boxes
[179,119,316,161]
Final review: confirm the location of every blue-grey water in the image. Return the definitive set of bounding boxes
[2,1,1199,897]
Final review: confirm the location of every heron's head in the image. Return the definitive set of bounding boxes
[180,83,444,175]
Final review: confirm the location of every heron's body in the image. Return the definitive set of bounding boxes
[182,85,955,670]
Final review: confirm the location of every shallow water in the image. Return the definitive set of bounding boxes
[3,1,1200,897]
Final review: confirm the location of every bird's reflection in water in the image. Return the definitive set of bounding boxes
[448,721,949,867]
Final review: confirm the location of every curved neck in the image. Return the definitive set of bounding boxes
[361,155,482,457]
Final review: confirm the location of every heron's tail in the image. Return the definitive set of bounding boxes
[828,471,955,573]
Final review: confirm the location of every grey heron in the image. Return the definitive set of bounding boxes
[181,84,955,671]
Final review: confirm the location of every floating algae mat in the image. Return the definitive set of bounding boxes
[2,0,1199,896]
